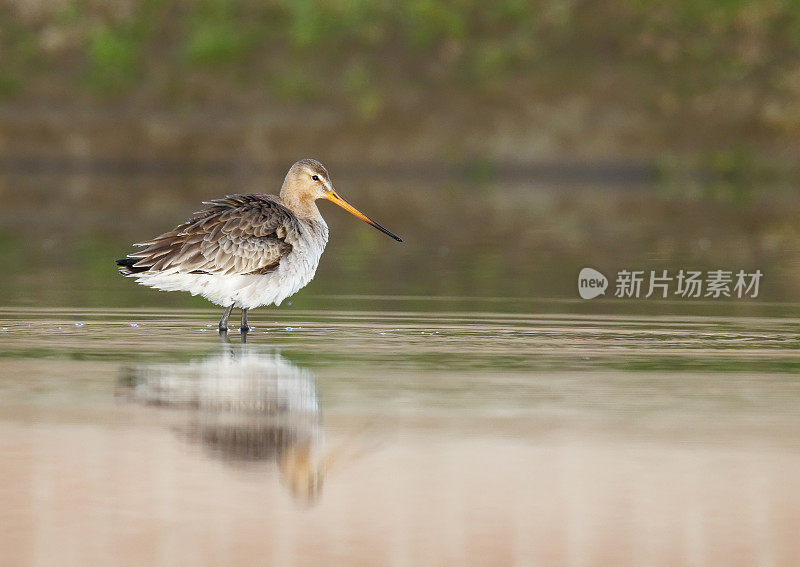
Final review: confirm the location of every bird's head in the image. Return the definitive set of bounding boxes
[282,158,403,242]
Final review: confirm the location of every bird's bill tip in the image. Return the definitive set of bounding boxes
[325,190,403,242]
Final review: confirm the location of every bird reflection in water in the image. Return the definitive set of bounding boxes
[118,339,350,505]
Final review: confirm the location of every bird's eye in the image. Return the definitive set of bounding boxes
[312,175,320,181]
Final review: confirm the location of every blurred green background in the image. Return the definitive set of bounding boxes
[2,0,800,312]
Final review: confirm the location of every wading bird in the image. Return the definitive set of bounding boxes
[117,159,402,333]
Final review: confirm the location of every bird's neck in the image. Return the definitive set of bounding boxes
[280,188,323,221]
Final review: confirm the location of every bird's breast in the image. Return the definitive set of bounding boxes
[274,218,329,292]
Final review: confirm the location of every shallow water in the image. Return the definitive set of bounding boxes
[2,306,800,566]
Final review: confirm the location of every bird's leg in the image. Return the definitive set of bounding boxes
[240,308,250,333]
[218,304,234,334]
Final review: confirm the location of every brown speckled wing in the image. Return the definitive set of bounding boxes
[125,195,300,275]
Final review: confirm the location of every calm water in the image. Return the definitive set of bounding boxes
[2,306,799,566]
[4,102,800,566]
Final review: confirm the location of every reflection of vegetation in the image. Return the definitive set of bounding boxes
[0,231,28,272]
[3,180,800,309]
[658,147,785,206]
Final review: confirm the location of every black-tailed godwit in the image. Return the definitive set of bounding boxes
[116,159,402,332]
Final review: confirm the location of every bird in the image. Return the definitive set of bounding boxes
[116,159,402,333]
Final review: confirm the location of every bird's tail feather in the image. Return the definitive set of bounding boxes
[116,257,149,275]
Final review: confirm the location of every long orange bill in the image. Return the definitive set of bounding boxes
[325,190,403,242]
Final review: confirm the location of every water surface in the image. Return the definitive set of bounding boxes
[1,307,799,566]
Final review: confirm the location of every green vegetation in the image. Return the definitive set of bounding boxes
[2,0,800,157]
[86,25,142,90]
[2,0,800,308]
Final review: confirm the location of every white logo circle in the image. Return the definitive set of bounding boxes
[578,267,608,299]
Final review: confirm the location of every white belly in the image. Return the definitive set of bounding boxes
[134,222,328,309]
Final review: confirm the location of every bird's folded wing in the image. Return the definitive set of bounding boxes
[128,195,300,275]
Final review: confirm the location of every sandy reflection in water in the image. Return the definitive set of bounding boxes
[1,312,799,566]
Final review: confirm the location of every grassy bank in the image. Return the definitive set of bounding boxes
[2,0,800,166]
